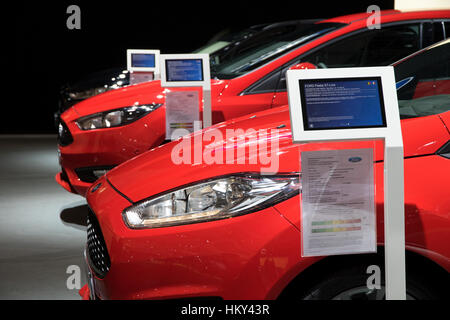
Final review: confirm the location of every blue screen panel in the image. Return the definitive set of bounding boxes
[166,59,204,82]
[299,78,387,130]
[131,54,156,68]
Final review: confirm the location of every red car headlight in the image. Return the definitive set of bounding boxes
[122,173,300,229]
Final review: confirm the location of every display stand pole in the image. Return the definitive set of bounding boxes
[203,87,212,128]
[384,137,406,300]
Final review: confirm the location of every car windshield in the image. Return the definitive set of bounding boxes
[193,24,268,54]
[395,39,450,119]
[210,22,346,79]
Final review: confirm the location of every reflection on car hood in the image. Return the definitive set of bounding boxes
[106,106,294,202]
[70,79,228,118]
[106,105,450,202]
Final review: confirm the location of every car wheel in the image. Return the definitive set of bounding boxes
[299,261,442,300]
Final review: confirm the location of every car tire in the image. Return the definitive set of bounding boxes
[279,254,449,300]
[284,255,446,300]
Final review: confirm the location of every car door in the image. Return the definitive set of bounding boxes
[271,22,425,108]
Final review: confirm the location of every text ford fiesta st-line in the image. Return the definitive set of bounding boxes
[57,10,450,196]
[81,39,450,300]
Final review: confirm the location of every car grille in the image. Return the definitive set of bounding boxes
[87,208,111,279]
[57,120,74,147]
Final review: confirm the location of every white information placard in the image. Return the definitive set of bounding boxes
[287,67,402,143]
[165,91,200,140]
[160,54,210,88]
[301,148,376,257]
[160,53,212,129]
[127,49,160,74]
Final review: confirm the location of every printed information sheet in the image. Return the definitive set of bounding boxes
[130,72,154,85]
[301,148,376,256]
[165,91,200,140]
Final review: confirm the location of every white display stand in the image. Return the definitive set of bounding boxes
[160,54,211,129]
[127,49,161,85]
[287,66,406,300]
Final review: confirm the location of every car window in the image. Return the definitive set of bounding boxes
[211,22,345,79]
[246,59,300,94]
[422,21,447,48]
[351,23,421,65]
[301,23,421,69]
[433,22,445,43]
[445,22,450,38]
[246,69,282,94]
[264,23,421,93]
[395,40,450,118]
[301,31,368,68]
[422,22,435,48]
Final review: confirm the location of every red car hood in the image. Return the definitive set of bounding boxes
[106,107,450,202]
[71,79,229,118]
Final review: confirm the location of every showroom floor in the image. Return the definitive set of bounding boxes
[0,135,87,299]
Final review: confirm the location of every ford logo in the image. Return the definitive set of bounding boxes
[348,157,362,163]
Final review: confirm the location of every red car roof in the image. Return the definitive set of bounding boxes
[322,9,449,24]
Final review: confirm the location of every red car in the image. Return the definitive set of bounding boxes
[81,39,450,300]
[57,10,450,196]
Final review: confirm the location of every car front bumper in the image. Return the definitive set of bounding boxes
[84,175,310,300]
[56,108,166,196]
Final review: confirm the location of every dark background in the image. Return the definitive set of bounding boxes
[6,0,394,134]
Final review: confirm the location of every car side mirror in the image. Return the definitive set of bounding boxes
[289,62,317,70]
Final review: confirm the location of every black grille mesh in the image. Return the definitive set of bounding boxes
[87,208,111,279]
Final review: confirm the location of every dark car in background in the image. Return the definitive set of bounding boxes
[56,21,318,115]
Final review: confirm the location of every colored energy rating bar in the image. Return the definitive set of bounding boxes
[311,219,361,226]
[170,123,194,129]
[312,226,361,233]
